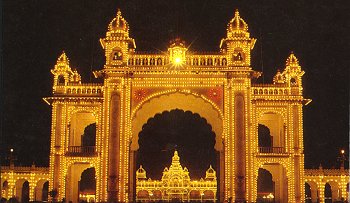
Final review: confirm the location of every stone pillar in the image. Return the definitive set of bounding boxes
[318,184,325,203]
[331,189,338,202]
[311,187,317,203]
[29,181,36,201]
[108,92,121,203]
[234,93,246,202]
[219,150,225,202]
[129,150,136,202]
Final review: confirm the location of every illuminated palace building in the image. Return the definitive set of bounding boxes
[1,9,349,203]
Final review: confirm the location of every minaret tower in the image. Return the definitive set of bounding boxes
[220,9,256,68]
[100,9,136,68]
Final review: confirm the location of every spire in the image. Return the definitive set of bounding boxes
[286,52,300,67]
[227,9,249,37]
[56,51,69,67]
[52,51,72,74]
[107,8,129,35]
[168,150,183,171]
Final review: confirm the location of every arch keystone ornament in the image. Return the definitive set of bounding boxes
[41,8,350,203]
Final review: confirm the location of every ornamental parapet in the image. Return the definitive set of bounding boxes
[53,84,103,96]
[304,168,350,176]
[1,165,49,173]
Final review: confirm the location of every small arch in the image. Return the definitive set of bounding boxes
[200,58,205,65]
[222,58,227,66]
[131,91,223,151]
[137,190,149,199]
[279,89,283,95]
[189,190,200,199]
[143,58,148,65]
[57,75,65,85]
[82,123,97,147]
[325,183,332,203]
[21,181,30,203]
[207,58,213,66]
[254,89,258,94]
[79,168,96,203]
[258,112,286,149]
[193,58,198,66]
[157,57,162,65]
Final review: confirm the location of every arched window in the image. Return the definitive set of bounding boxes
[57,75,65,85]
[82,123,96,147]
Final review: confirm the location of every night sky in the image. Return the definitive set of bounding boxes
[1,0,348,169]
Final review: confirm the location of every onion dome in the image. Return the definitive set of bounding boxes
[101,9,135,50]
[107,9,129,35]
[136,165,147,179]
[205,165,217,180]
[227,9,250,38]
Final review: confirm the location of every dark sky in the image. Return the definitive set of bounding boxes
[1,0,349,169]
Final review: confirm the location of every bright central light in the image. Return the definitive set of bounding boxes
[174,57,182,65]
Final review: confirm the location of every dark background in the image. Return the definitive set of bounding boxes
[1,0,349,169]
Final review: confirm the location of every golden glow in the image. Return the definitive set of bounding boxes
[0,7,341,203]
[174,56,182,65]
[136,151,217,202]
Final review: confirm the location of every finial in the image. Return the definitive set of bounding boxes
[235,9,240,17]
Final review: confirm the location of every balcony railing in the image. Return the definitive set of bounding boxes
[259,147,286,154]
[66,146,97,157]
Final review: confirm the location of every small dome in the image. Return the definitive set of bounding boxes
[136,165,147,179]
[286,53,299,66]
[108,9,129,33]
[228,9,248,33]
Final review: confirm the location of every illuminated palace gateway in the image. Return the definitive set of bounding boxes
[136,151,217,202]
[1,9,349,203]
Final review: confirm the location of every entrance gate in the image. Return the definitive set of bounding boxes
[47,9,307,203]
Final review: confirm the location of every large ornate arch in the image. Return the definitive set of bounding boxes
[131,90,224,151]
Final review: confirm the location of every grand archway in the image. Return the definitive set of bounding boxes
[136,109,217,180]
[129,92,224,202]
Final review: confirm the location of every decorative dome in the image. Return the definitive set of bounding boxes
[205,165,217,180]
[108,9,129,33]
[136,165,147,179]
[56,52,70,67]
[286,53,299,67]
[273,69,286,84]
[227,9,249,38]
[69,70,81,83]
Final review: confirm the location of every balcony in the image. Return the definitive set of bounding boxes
[66,146,97,157]
[259,147,287,154]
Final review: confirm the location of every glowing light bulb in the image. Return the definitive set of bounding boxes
[341,149,345,154]
[175,57,182,65]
